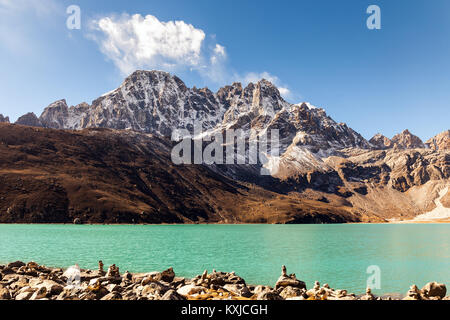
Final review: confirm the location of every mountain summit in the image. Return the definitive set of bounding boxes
[27,71,371,160]
[0,70,448,224]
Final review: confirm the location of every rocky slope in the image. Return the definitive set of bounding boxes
[1,70,449,223]
[0,114,9,123]
[426,130,450,151]
[391,129,426,149]
[0,123,448,224]
[15,112,43,127]
[0,123,363,224]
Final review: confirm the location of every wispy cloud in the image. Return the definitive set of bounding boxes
[90,13,207,75]
[89,13,295,100]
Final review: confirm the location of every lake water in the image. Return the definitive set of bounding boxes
[0,224,448,295]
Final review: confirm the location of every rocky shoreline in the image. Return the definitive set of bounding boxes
[0,261,448,301]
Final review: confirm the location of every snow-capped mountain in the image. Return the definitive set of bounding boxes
[1,70,448,224]
[33,70,371,166]
[39,71,227,136]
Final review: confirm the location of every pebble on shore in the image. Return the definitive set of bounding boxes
[0,262,447,301]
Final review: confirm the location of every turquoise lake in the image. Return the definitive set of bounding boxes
[0,224,448,295]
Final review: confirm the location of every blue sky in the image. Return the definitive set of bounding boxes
[0,0,449,140]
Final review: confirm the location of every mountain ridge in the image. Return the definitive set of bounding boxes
[6,70,445,148]
[0,70,448,224]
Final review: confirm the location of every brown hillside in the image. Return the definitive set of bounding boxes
[0,124,363,224]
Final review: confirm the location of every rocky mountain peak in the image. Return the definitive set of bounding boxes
[15,112,43,127]
[251,79,285,117]
[40,99,69,129]
[391,129,425,149]
[11,70,445,166]
[220,79,288,126]
[39,99,89,130]
[0,114,9,123]
[82,70,227,136]
[426,130,450,151]
[369,133,392,149]
[123,69,189,93]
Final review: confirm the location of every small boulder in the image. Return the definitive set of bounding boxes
[159,267,175,283]
[223,284,252,298]
[280,286,306,299]
[15,291,33,300]
[7,261,26,269]
[274,266,306,290]
[122,271,132,281]
[403,285,421,300]
[141,282,169,298]
[161,289,186,300]
[37,280,64,296]
[30,287,48,300]
[0,287,11,300]
[106,284,121,293]
[421,282,446,299]
[100,292,122,300]
[360,288,376,300]
[105,264,120,278]
[257,291,283,300]
[177,284,204,297]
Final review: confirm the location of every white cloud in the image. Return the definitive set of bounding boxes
[278,87,291,96]
[91,14,206,75]
[213,44,226,58]
[89,13,296,100]
[201,43,228,83]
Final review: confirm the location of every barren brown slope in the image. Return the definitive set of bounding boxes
[0,124,363,224]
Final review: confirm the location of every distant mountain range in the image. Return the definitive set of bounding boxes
[0,70,448,224]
